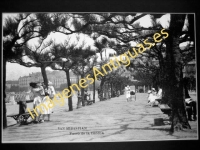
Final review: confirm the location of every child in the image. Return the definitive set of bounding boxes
[40,91,53,122]
[47,81,56,99]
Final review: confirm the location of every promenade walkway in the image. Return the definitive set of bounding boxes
[2,93,197,142]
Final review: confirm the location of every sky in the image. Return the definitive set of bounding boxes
[4,13,171,81]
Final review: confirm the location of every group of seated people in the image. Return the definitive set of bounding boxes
[77,90,93,105]
[147,87,162,107]
[147,86,197,121]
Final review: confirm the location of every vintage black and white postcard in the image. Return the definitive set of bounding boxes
[1,3,198,144]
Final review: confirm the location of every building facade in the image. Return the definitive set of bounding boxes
[18,71,78,89]
[6,80,19,89]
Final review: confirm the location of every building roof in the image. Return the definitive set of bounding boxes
[18,70,77,81]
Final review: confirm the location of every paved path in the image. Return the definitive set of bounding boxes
[3,93,197,142]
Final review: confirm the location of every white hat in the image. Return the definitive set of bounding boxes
[152,88,156,91]
[32,87,42,93]
[148,90,152,94]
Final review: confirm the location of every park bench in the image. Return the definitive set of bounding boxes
[7,109,36,125]
[158,103,192,123]
[155,98,162,104]
[158,104,172,116]
[7,97,36,125]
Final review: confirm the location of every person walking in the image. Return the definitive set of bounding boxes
[125,85,131,102]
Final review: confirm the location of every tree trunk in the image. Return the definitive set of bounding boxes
[93,77,95,103]
[41,65,48,86]
[76,75,82,108]
[66,69,73,111]
[120,83,123,95]
[3,59,7,128]
[162,14,191,132]
[99,77,105,101]
[111,82,113,97]
[170,78,191,132]
[80,74,85,106]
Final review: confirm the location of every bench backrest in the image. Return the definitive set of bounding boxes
[159,104,171,109]
[13,93,34,102]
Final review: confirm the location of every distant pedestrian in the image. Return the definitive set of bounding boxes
[147,90,152,104]
[108,88,111,98]
[125,85,131,102]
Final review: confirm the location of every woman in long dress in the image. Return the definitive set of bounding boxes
[40,91,53,122]
[30,82,43,123]
[125,85,131,102]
